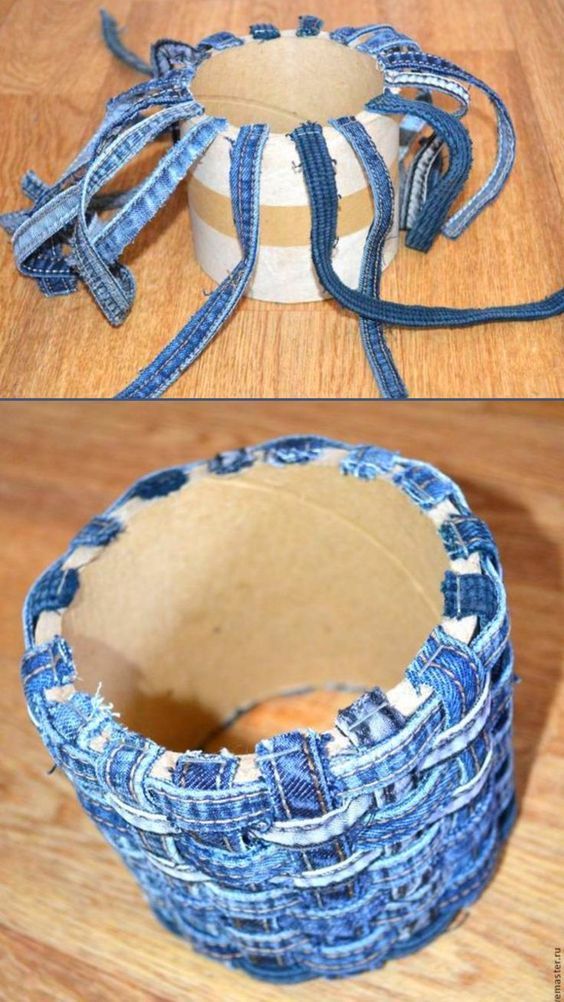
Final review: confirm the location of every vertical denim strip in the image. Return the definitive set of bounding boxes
[116,123,269,398]
[330,116,407,399]
[100,8,152,76]
[367,93,473,251]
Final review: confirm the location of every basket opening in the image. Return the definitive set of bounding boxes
[62,462,448,752]
[191,36,383,132]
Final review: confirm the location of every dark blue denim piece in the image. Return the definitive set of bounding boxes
[24,561,79,636]
[263,436,326,465]
[150,39,202,77]
[392,463,463,509]
[1,14,561,398]
[124,466,188,500]
[368,94,473,252]
[401,135,446,232]
[292,119,564,332]
[250,23,281,41]
[100,8,152,75]
[331,116,407,399]
[441,571,498,621]
[69,514,123,549]
[439,516,498,563]
[208,447,255,475]
[296,15,324,37]
[20,438,516,982]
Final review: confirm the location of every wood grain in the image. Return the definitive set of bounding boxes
[0,0,562,399]
[0,400,562,1000]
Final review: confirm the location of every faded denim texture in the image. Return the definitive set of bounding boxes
[21,437,516,983]
[1,15,562,398]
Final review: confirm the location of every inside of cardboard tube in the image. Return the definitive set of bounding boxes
[191,36,383,131]
[62,464,448,753]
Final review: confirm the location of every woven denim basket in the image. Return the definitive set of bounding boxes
[22,436,516,983]
[1,14,562,399]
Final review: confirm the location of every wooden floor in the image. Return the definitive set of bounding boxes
[0,0,562,399]
[0,400,562,1000]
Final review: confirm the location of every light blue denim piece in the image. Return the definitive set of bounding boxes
[1,14,562,398]
[22,436,516,983]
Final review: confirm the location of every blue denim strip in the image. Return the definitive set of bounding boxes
[291,119,564,332]
[96,119,225,264]
[401,135,445,232]
[70,514,123,549]
[382,50,516,238]
[340,444,398,479]
[385,69,470,118]
[296,15,323,37]
[330,116,407,399]
[329,24,420,54]
[368,93,473,251]
[250,23,281,41]
[407,628,486,727]
[392,461,459,510]
[442,572,498,621]
[439,515,497,562]
[336,689,405,747]
[257,729,356,905]
[37,71,198,209]
[150,39,202,76]
[7,83,204,294]
[116,123,269,398]
[199,32,244,52]
[71,114,225,325]
[100,8,152,75]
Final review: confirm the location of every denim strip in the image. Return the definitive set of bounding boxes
[20,438,515,982]
[330,116,407,399]
[381,50,516,238]
[296,16,323,37]
[291,119,564,331]
[442,571,498,622]
[385,69,470,117]
[360,94,472,251]
[71,113,225,325]
[100,8,152,76]
[329,24,420,54]
[250,23,281,41]
[116,123,269,398]
[256,730,355,905]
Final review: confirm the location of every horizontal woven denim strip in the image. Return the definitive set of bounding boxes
[21,436,516,983]
[1,15,562,398]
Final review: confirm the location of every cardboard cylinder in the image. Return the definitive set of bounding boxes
[22,438,515,982]
[186,33,399,302]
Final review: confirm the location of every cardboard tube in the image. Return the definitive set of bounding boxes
[60,459,477,751]
[186,33,399,303]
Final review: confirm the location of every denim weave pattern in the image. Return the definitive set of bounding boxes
[1,15,562,398]
[21,437,516,983]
